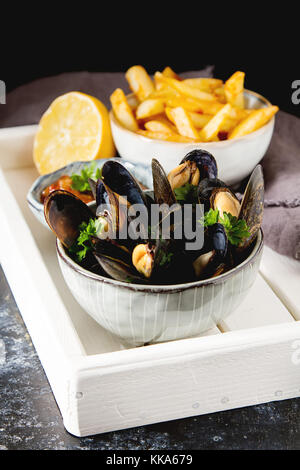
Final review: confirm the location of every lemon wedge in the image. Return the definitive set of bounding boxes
[33,91,116,175]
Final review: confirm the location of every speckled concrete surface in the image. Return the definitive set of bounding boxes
[0,264,300,450]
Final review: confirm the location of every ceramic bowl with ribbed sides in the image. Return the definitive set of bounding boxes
[56,230,263,347]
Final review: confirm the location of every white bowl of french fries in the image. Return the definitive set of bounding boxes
[110,66,278,186]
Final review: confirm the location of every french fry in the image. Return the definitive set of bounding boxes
[162,66,182,81]
[166,108,212,129]
[148,89,179,100]
[167,107,200,139]
[110,88,139,132]
[200,104,232,142]
[228,106,279,139]
[213,86,227,103]
[224,71,245,108]
[228,106,251,121]
[154,72,176,92]
[219,116,239,133]
[125,65,154,101]
[145,119,177,134]
[137,129,197,143]
[183,78,223,92]
[136,99,165,120]
[165,96,223,114]
[187,112,212,128]
[154,72,216,101]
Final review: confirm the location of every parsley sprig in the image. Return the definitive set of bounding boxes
[200,209,250,246]
[174,183,198,203]
[69,218,106,261]
[71,162,101,193]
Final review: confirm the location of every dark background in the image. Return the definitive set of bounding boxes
[2,14,299,118]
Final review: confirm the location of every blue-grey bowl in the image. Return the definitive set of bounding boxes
[27,158,153,227]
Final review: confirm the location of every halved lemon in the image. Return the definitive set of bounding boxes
[33,92,116,175]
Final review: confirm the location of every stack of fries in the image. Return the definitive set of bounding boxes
[110,66,278,143]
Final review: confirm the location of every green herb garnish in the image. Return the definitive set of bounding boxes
[159,251,173,267]
[200,208,250,246]
[71,162,101,192]
[69,217,105,261]
[201,208,220,226]
[219,212,251,245]
[174,183,198,203]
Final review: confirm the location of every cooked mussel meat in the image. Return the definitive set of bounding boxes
[210,187,240,218]
[132,243,156,279]
[197,178,228,210]
[168,149,218,191]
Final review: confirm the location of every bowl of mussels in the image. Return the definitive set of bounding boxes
[42,150,264,346]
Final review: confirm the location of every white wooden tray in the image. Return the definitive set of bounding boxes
[0,125,299,437]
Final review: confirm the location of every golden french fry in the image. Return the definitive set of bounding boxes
[167,107,200,139]
[166,107,211,129]
[224,71,245,108]
[183,78,223,92]
[137,129,197,143]
[165,96,223,114]
[125,65,154,101]
[162,66,182,81]
[228,106,251,121]
[136,99,165,120]
[144,119,176,134]
[213,86,227,103]
[148,89,179,100]
[200,104,232,142]
[110,88,139,132]
[154,72,216,101]
[219,116,238,133]
[165,106,176,124]
[228,106,279,139]
[187,112,212,129]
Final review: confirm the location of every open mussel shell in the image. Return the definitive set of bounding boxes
[193,252,227,280]
[210,187,241,218]
[193,223,228,279]
[197,178,228,210]
[94,254,142,284]
[90,237,132,265]
[238,165,264,250]
[152,158,177,206]
[102,160,148,207]
[88,178,97,200]
[44,190,94,248]
[180,149,218,180]
[101,161,150,241]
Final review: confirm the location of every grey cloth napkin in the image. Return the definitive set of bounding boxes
[0,68,299,260]
[261,111,300,260]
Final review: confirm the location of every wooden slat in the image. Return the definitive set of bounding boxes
[260,246,300,320]
[218,274,294,332]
